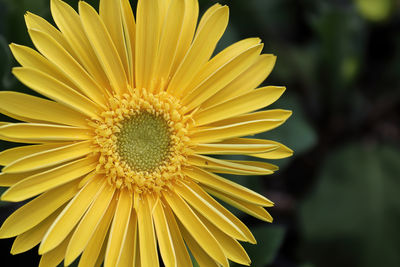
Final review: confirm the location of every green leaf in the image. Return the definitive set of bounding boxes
[232,225,285,267]
[356,0,394,22]
[300,143,400,267]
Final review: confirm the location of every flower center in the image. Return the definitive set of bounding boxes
[116,112,171,172]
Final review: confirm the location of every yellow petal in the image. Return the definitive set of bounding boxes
[0,143,63,166]
[167,5,229,98]
[9,43,78,90]
[0,171,39,187]
[175,181,248,241]
[0,123,91,142]
[99,0,129,80]
[120,0,136,87]
[137,195,159,267]
[38,231,73,267]
[152,197,177,267]
[79,196,117,267]
[0,180,79,238]
[79,1,128,95]
[196,212,251,265]
[50,0,111,92]
[1,156,97,202]
[28,28,107,106]
[39,177,106,254]
[188,155,274,175]
[179,222,219,267]
[153,0,185,91]
[135,0,160,91]
[24,11,78,60]
[190,119,286,144]
[163,190,227,266]
[183,167,274,207]
[65,184,115,266]
[12,67,100,118]
[193,142,278,155]
[163,203,193,266]
[104,189,133,267]
[3,141,93,173]
[182,44,263,111]
[205,186,273,222]
[116,210,138,267]
[179,180,255,243]
[169,0,198,76]
[207,109,293,127]
[11,206,63,255]
[194,86,286,126]
[217,138,294,159]
[0,91,88,127]
[202,54,277,108]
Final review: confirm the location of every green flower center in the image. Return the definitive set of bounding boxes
[116,112,172,172]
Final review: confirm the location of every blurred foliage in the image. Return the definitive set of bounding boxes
[0,0,399,266]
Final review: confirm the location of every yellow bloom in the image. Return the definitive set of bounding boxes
[0,0,292,266]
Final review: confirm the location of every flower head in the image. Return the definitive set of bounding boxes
[0,0,292,266]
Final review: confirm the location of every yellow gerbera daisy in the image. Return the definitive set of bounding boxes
[0,0,293,266]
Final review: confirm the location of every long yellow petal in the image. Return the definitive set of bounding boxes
[137,195,159,267]
[11,206,63,255]
[152,197,177,267]
[190,119,286,144]
[24,11,77,60]
[135,0,160,91]
[9,43,78,90]
[0,123,91,142]
[153,0,185,90]
[38,232,73,267]
[179,222,219,267]
[50,0,111,92]
[197,212,251,265]
[28,28,107,106]
[217,138,294,160]
[193,142,278,155]
[182,44,263,111]
[183,167,274,207]
[0,180,79,238]
[104,189,133,267]
[202,54,277,108]
[179,180,256,243]
[206,186,274,222]
[64,184,115,266]
[163,190,228,266]
[0,143,63,166]
[176,181,247,241]
[194,86,286,126]
[79,1,128,95]
[163,203,193,266]
[167,5,229,98]
[0,91,88,127]
[188,154,274,175]
[120,0,136,87]
[207,109,293,128]
[3,141,93,173]
[170,0,198,76]
[12,67,100,118]
[39,177,105,254]
[0,171,39,187]
[79,196,117,267]
[1,156,97,202]
[99,0,129,79]
[116,210,138,267]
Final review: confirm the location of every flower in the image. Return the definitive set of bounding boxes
[0,0,293,266]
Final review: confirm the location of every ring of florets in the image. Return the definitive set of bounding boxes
[91,89,192,194]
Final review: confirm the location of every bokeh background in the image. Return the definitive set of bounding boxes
[0,0,399,266]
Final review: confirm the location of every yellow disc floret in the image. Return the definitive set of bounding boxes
[91,88,192,194]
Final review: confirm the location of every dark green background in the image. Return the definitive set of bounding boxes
[0,0,399,266]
